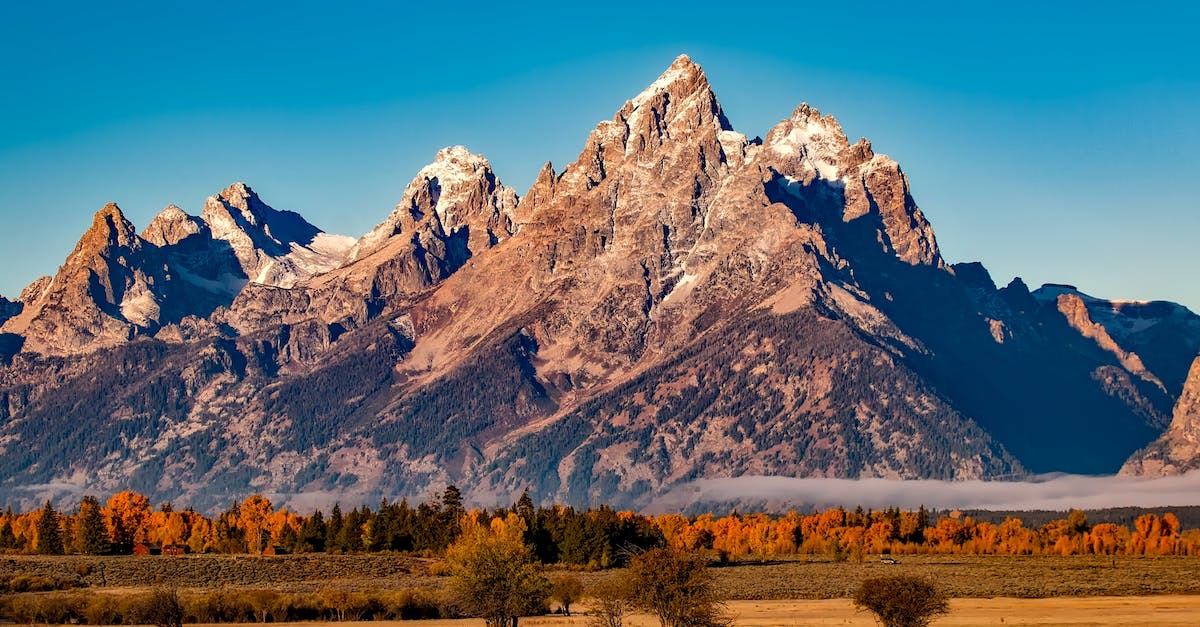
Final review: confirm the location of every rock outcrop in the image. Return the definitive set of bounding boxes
[1122,357,1200,475]
[201,183,354,288]
[0,295,19,326]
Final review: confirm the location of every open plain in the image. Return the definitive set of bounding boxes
[169,597,1200,627]
[6,554,1200,598]
[5,554,1199,625]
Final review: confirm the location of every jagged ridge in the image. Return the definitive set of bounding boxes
[0,55,1197,511]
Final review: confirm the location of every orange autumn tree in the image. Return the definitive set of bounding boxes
[235,495,276,554]
[102,490,151,548]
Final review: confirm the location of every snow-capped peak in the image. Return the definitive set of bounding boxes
[344,146,515,266]
[627,54,702,110]
[762,103,849,183]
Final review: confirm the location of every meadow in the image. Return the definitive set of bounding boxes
[5,553,1200,597]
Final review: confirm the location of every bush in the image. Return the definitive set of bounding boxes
[853,575,949,627]
[83,594,124,625]
[0,587,456,625]
[3,573,71,593]
[1,593,88,625]
[136,587,185,627]
[586,579,630,627]
[625,548,732,627]
[380,589,443,620]
[443,516,550,627]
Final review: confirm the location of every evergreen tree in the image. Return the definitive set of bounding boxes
[336,507,365,552]
[515,490,535,522]
[440,485,465,548]
[74,495,110,555]
[299,510,327,553]
[414,501,441,552]
[326,504,344,553]
[0,517,17,550]
[391,498,416,552]
[36,500,65,555]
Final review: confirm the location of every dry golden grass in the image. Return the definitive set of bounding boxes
[704,555,1200,599]
[183,596,1200,626]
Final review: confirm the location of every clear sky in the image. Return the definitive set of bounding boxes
[1,1,1197,310]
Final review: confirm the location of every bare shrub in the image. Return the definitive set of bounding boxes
[586,579,630,627]
[136,586,185,627]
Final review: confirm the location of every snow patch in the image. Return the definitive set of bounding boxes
[119,284,161,327]
[662,273,699,303]
[628,63,693,110]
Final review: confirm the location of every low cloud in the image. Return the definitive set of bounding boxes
[652,472,1200,513]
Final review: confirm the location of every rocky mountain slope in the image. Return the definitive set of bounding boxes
[1122,356,1200,476]
[0,55,1197,511]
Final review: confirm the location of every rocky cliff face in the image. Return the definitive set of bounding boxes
[1122,357,1200,475]
[0,295,19,326]
[0,55,1196,511]
[201,183,355,289]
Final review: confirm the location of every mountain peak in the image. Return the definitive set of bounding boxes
[220,182,256,202]
[416,146,494,192]
[343,145,516,268]
[626,54,715,114]
[143,204,205,247]
[82,202,141,252]
[671,53,695,66]
[204,182,271,233]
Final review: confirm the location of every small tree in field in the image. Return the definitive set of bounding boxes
[853,575,949,627]
[586,579,630,627]
[551,574,584,615]
[444,513,549,627]
[625,547,732,627]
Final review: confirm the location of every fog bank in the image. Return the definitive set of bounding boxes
[651,472,1200,513]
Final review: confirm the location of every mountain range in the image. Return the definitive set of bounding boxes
[2,55,1198,511]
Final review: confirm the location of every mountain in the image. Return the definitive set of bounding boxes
[0,295,18,325]
[1122,357,1200,475]
[0,55,1197,511]
[0,185,353,355]
[226,146,519,333]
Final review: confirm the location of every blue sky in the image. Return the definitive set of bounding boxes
[2,1,1197,309]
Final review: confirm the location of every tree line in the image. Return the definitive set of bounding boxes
[3,488,1199,559]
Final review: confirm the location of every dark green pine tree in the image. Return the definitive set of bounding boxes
[439,485,464,548]
[298,510,327,553]
[325,504,344,553]
[36,500,65,555]
[515,489,535,522]
[73,495,110,555]
[0,516,17,550]
[336,507,365,553]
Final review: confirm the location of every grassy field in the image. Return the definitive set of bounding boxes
[5,553,1200,598]
[5,555,1200,626]
[173,597,1200,626]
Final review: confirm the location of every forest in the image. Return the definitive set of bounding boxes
[3,487,1198,563]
